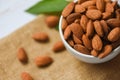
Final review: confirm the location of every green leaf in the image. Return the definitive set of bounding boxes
[26,0,69,15]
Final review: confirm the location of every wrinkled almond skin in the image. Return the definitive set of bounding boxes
[69,23,84,39]
[17,48,28,63]
[66,13,81,24]
[45,15,59,28]
[80,1,96,8]
[72,35,82,44]
[82,35,92,50]
[62,18,68,30]
[98,45,112,58]
[92,34,103,51]
[75,5,86,13]
[86,10,102,20]
[102,12,112,20]
[74,44,90,54]
[32,32,49,42]
[91,50,99,57]
[86,20,94,38]
[80,15,89,32]
[52,41,65,52]
[96,0,105,12]
[105,2,114,13]
[64,27,71,40]
[35,55,53,67]
[62,2,75,17]
[108,27,120,42]
[107,19,120,28]
[21,72,33,80]
[94,21,104,37]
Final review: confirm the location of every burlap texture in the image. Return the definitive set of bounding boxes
[0,15,120,80]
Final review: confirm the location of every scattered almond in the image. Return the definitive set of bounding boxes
[21,72,33,80]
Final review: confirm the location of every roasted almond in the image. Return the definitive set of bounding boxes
[75,4,86,13]
[69,23,84,39]
[32,32,49,42]
[21,72,33,80]
[80,1,96,8]
[94,21,104,37]
[98,45,112,58]
[102,12,112,20]
[74,44,90,54]
[91,49,99,57]
[80,15,89,32]
[86,10,102,20]
[107,18,120,28]
[105,2,114,13]
[64,27,71,40]
[96,0,105,12]
[62,18,68,30]
[52,41,65,52]
[66,13,81,24]
[92,34,103,51]
[108,27,120,42]
[62,2,75,17]
[72,34,82,44]
[35,55,53,67]
[17,48,28,63]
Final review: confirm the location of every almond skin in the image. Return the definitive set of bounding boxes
[87,6,97,10]
[62,18,68,30]
[69,23,84,39]
[98,45,112,58]
[64,27,71,40]
[45,15,59,28]
[66,13,81,24]
[116,9,120,20]
[107,19,120,28]
[74,44,90,54]
[21,72,33,80]
[80,15,89,32]
[86,10,102,20]
[72,34,82,44]
[80,1,96,8]
[96,0,105,12]
[32,32,49,42]
[52,41,65,52]
[91,50,99,57]
[62,2,75,17]
[75,4,86,13]
[82,34,92,50]
[102,12,112,20]
[17,48,28,63]
[67,39,74,47]
[108,27,120,42]
[105,2,114,13]
[94,21,104,37]
[92,34,103,51]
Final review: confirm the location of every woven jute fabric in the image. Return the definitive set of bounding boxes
[0,15,120,80]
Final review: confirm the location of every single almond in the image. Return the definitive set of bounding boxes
[96,0,105,12]
[67,39,74,47]
[105,2,114,13]
[17,48,28,63]
[102,12,112,20]
[80,15,89,32]
[21,72,33,80]
[80,1,96,8]
[32,32,49,42]
[45,15,59,28]
[86,10,102,20]
[35,55,53,67]
[74,44,90,54]
[92,34,103,51]
[72,34,82,44]
[107,18,120,28]
[82,34,92,50]
[91,50,99,57]
[98,45,112,58]
[87,6,97,10]
[62,2,75,17]
[64,27,71,40]
[66,13,81,24]
[69,23,84,39]
[52,41,65,52]
[108,27,120,42]
[62,18,68,30]
[75,4,86,13]
[86,20,94,38]
[94,21,104,37]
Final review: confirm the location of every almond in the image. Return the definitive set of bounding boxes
[69,23,84,39]
[17,48,28,63]
[35,55,53,67]
[74,44,90,54]
[108,27,120,42]
[64,27,71,40]
[66,13,81,24]
[93,21,104,37]
[82,34,92,50]
[78,0,87,4]
[80,1,96,8]
[102,12,112,19]
[62,2,75,17]
[62,18,68,30]
[45,15,59,28]
[92,34,103,51]
[67,39,74,47]
[116,9,120,20]
[32,32,49,42]
[105,2,114,13]
[52,41,65,52]
[107,18,120,28]
[88,6,97,10]
[91,50,99,57]
[96,0,105,12]
[98,45,112,58]
[21,72,33,80]
[75,4,86,13]
[86,20,94,38]
[80,15,89,32]
[86,10,102,20]
[72,34,82,44]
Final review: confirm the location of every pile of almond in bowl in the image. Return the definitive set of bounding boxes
[62,0,120,58]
